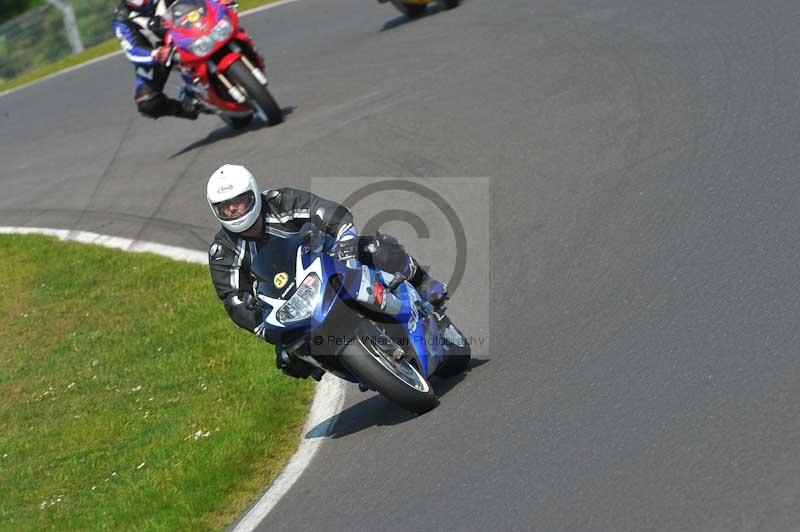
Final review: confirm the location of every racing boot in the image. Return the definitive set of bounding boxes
[136,90,198,120]
[361,232,448,309]
[179,82,217,117]
[177,86,201,119]
[397,253,448,308]
[409,267,448,309]
[176,99,200,120]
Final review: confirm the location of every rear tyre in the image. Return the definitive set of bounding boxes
[389,0,426,18]
[434,317,472,378]
[224,60,284,126]
[341,323,438,414]
[440,0,459,8]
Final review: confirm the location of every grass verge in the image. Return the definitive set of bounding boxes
[0,0,283,95]
[0,234,314,531]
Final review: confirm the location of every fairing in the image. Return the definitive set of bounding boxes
[250,224,447,379]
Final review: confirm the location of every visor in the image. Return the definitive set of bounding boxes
[213,191,256,221]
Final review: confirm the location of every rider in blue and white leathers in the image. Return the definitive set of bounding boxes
[113,0,200,120]
[205,164,448,378]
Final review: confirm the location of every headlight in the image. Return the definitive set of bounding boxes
[189,35,215,56]
[277,273,321,324]
[188,18,231,56]
[211,17,232,41]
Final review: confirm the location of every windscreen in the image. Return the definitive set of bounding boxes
[252,234,301,300]
[166,0,208,29]
[252,223,326,299]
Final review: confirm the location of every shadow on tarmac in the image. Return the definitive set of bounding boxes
[380,3,448,31]
[306,357,490,439]
[169,105,296,158]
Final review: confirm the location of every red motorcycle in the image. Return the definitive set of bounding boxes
[161,0,283,128]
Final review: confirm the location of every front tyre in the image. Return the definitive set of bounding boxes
[341,327,438,414]
[224,60,284,126]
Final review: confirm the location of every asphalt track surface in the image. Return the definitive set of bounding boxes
[3,0,800,530]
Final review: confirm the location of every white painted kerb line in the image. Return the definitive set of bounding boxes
[0,226,346,532]
[232,374,345,532]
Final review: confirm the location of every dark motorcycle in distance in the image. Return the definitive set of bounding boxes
[378,0,459,19]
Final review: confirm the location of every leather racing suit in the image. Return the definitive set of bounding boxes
[113,0,199,120]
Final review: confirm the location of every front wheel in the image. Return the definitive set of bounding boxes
[224,60,284,126]
[341,326,438,414]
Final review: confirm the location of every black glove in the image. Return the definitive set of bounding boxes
[334,236,357,262]
[245,292,271,341]
[242,292,263,311]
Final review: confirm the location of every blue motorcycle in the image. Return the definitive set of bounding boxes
[251,223,471,414]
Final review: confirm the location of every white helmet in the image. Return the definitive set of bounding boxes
[207,164,263,233]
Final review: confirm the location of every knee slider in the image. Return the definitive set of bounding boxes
[135,89,170,119]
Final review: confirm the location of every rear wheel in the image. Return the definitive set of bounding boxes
[389,0,427,18]
[224,60,284,126]
[434,317,472,378]
[341,323,438,414]
[440,0,459,8]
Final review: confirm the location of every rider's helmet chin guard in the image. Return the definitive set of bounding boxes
[125,0,152,10]
[207,164,263,233]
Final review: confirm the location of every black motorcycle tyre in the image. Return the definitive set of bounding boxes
[433,317,472,378]
[224,59,284,125]
[340,322,438,414]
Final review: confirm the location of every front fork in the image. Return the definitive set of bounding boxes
[211,67,247,104]
[236,51,268,85]
[212,42,269,103]
[183,42,269,106]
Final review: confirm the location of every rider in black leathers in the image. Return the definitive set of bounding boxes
[206,165,447,378]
